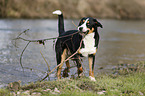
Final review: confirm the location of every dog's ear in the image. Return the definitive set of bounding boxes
[93,19,103,28]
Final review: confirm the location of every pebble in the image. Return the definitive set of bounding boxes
[31,92,41,96]
[43,88,51,92]
[97,90,106,95]
[54,87,60,93]
[139,91,144,96]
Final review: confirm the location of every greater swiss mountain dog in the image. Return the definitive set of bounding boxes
[53,10,102,81]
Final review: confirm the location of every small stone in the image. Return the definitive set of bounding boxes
[17,91,21,95]
[31,92,41,96]
[54,87,60,93]
[43,88,51,92]
[139,91,144,96]
[97,91,106,95]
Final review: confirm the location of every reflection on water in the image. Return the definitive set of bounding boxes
[0,19,145,87]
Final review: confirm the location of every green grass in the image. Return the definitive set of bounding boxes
[20,72,145,96]
[1,73,145,96]
[0,89,10,96]
[1,62,145,96]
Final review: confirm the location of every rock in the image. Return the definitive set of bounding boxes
[54,87,60,93]
[139,91,144,96]
[97,90,106,95]
[43,88,51,92]
[31,92,41,96]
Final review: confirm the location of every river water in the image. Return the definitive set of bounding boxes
[0,19,145,87]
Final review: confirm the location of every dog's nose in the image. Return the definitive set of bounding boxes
[79,27,83,31]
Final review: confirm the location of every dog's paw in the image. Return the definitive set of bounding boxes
[53,10,62,15]
[89,76,96,81]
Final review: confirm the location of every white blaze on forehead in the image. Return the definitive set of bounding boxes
[53,10,62,15]
[78,18,89,32]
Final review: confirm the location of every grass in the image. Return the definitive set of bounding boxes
[0,62,145,96]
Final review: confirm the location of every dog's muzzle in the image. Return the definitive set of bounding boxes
[79,27,83,31]
[78,30,89,36]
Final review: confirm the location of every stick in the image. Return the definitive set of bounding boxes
[40,51,51,72]
[20,41,30,72]
[72,21,77,28]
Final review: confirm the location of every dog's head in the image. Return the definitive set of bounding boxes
[78,17,103,34]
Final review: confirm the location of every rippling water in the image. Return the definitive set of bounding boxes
[0,19,145,87]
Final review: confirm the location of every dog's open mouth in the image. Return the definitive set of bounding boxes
[79,30,89,36]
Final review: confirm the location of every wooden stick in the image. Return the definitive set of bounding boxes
[72,21,77,28]
[40,51,51,72]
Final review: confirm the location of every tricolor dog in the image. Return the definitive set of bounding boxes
[53,10,102,81]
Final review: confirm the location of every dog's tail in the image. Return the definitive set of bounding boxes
[53,10,65,36]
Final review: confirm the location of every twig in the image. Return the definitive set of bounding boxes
[20,41,30,72]
[40,51,51,72]
[12,29,29,48]
[14,29,83,81]
[72,21,77,28]
[14,29,81,71]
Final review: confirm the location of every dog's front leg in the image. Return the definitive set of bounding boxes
[88,54,96,81]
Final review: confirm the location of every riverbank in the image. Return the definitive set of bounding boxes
[0,0,145,19]
[1,62,145,96]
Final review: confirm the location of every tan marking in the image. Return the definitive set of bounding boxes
[88,57,94,77]
[78,66,83,76]
[78,49,81,54]
[88,27,94,34]
[93,49,97,55]
[66,60,70,68]
[83,20,85,22]
[87,21,89,23]
[57,49,67,79]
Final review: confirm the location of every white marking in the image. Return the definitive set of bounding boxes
[79,33,96,57]
[89,76,96,81]
[78,18,89,32]
[53,10,62,15]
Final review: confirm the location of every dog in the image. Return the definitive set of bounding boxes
[53,10,102,81]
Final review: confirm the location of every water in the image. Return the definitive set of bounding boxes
[0,19,145,87]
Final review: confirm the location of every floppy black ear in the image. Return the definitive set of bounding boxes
[93,19,103,28]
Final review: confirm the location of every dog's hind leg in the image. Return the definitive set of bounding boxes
[57,49,67,79]
[62,60,70,78]
[75,57,83,77]
[88,54,96,81]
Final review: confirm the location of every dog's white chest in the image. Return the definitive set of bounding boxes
[79,33,96,57]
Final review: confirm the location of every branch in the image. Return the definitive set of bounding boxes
[20,41,30,71]
[14,29,83,81]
